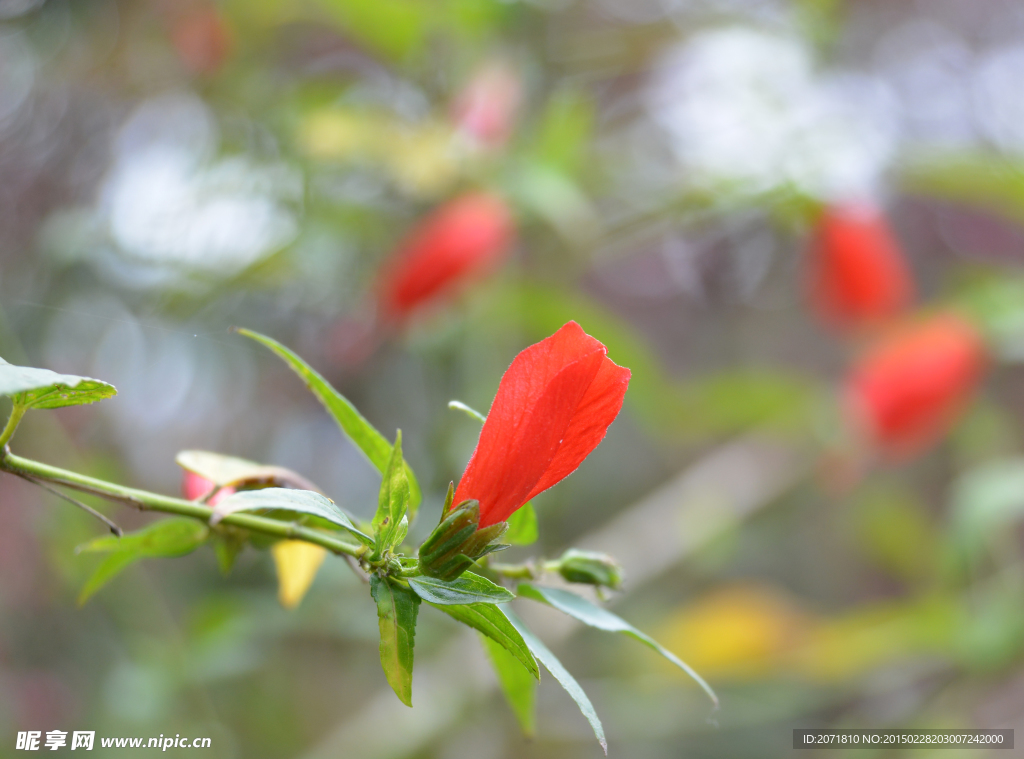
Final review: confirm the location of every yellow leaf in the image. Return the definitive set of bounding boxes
[272,540,327,609]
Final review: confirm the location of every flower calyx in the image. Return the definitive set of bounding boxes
[418,491,509,581]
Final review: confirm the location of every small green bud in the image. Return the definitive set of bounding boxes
[418,499,509,581]
[555,549,623,590]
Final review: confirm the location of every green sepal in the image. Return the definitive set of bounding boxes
[461,520,508,557]
[418,500,481,566]
[419,500,512,580]
[370,575,420,707]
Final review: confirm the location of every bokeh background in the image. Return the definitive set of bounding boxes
[4,0,1024,756]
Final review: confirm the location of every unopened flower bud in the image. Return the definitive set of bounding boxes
[418,500,509,581]
[556,549,623,590]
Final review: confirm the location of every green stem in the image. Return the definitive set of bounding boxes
[0,402,26,450]
[0,451,368,559]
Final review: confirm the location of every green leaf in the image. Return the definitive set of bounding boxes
[78,518,209,604]
[429,602,539,680]
[504,502,538,546]
[211,488,374,546]
[371,575,420,707]
[448,400,486,423]
[212,534,244,575]
[504,606,606,754]
[518,584,718,707]
[951,459,1024,559]
[0,357,116,410]
[408,571,514,605]
[373,431,410,552]
[176,450,319,491]
[480,633,536,736]
[236,328,421,520]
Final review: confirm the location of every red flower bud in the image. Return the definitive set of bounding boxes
[378,193,514,320]
[454,321,631,527]
[182,471,234,506]
[807,203,914,331]
[844,313,986,458]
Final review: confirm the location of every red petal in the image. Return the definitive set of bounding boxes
[808,203,913,331]
[379,193,513,318]
[182,471,215,501]
[524,355,630,502]
[455,321,630,526]
[181,471,234,506]
[845,313,985,457]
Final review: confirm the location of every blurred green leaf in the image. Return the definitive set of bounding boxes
[236,329,422,520]
[429,602,538,679]
[480,632,536,736]
[315,0,426,60]
[900,152,1024,226]
[212,488,374,546]
[213,534,244,576]
[314,0,505,61]
[78,518,209,604]
[518,584,718,707]
[371,576,420,707]
[950,458,1024,559]
[373,431,411,553]
[532,90,594,177]
[504,502,538,546]
[408,571,514,605]
[0,357,116,410]
[851,483,938,585]
[504,605,606,754]
[176,450,318,491]
[956,276,1024,362]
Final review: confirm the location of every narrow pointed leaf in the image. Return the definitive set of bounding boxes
[408,571,514,605]
[504,502,538,545]
[373,431,410,551]
[78,518,209,604]
[371,576,420,707]
[504,605,606,754]
[176,450,318,491]
[429,602,539,680]
[236,329,421,519]
[211,488,373,546]
[518,584,718,707]
[480,633,536,736]
[0,357,116,409]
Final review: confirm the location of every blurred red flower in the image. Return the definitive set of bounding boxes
[807,203,914,331]
[182,471,234,506]
[378,192,514,321]
[454,321,631,527]
[171,6,232,76]
[844,313,986,458]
